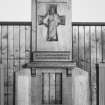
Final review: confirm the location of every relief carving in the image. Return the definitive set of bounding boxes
[39,4,65,41]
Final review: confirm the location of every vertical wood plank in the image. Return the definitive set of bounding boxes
[2,25,8,105]
[13,25,20,71]
[50,73,55,104]
[0,25,1,104]
[32,0,36,51]
[96,26,102,63]
[72,26,79,66]
[8,26,14,105]
[85,26,90,71]
[0,65,4,105]
[20,26,25,70]
[25,26,31,63]
[20,26,25,60]
[99,63,105,105]
[91,26,96,83]
[78,26,85,69]
[43,73,49,104]
[0,25,1,63]
[91,26,97,105]
[31,70,42,105]
[102,26,105,62]
[13,25,20,105]
[55,73,62,104]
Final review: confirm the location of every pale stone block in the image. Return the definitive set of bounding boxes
[72,68,90,105]
[16,69,31,105]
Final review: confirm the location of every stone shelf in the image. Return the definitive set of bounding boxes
[24,61,76,69]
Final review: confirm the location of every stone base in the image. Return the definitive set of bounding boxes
[16,69,31,105]
[72,68,90,105]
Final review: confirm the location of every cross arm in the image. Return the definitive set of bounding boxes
[58,16,65,25]
[38,16,48,27]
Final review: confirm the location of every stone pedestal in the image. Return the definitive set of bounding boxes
[16,69,31,105]
[72,68,90,105]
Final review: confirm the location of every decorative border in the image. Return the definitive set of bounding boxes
[25,61,76,68]
[32,51,71,61]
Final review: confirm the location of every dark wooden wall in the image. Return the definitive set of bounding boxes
[0,22,105,105]
[0,22,31,105]
[72,22,105,105]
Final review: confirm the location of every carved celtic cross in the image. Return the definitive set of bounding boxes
[38,4,65,41]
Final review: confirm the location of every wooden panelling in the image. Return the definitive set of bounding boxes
[91,26,96,85]
[50,73,55,104]
[32,0,36,51]
[0,26,1,63]
[96,26,102,63]
[72,25,103,105]
[99,63,105,105]
[72,26,79,65]
[55,73,62,104]
[0,65,4,105]
[43,73,49,104]
[20,26,25,60]
[2,26,8,105]
[25,26,31,63]
[8,26,14,105]
[102,26,105,62]
[0,22,105,105]
[78,26,84,69]
[0,24,31,105]
[85,26,90,71]
[14,26,20,73]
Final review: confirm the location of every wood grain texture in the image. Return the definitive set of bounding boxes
[8,26,14,59]
[0,24,31,105]
[50,73,55,104]
[31,70,42,105]
[20,26,25,60]
[20,26,26,72]
[99,63,105,105]
[72,26,79,65]
[90,26,97,105]
[8,26,14,105]
[78,26,85,69]
[91,26,96,82]
[85,26,90,72]
[32,0,37,51]
[55,73,62,104]
[13,26,20,72]
[0,65,4,105]
[0,26,1,63]
[25,26,31,63]
[13,26,19,59]
[96,26,102,63]
[63,69,72,105]
[2,26,8,105]
[102,26,105,62]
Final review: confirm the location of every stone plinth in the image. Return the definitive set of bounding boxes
[16,69,31,105]
[72,68,90,105]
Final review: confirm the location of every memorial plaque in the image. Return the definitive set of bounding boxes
[32,0,72,60]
